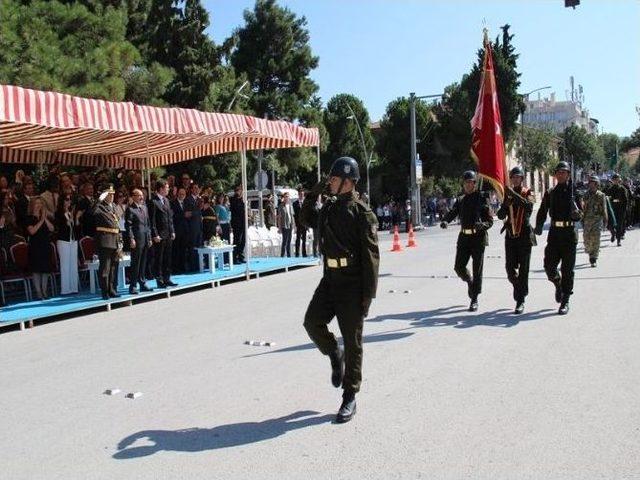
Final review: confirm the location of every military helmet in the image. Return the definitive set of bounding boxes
[555,161,571,173]
[329,157,360,182]
[588,175,600,184]
[509,166,525,178]
[611,172,621,180]
[462,170,477,181]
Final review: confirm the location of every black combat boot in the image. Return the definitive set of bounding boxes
[617,240,621,247]
[328,347,344,388]
[610,233,615,243]
[336,390,357,424]
[514,301,525,314]
[558,295,570,315]
[590,257,597,267]
[553,278,562,303]
[468,295,478,312]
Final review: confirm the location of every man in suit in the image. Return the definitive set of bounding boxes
[93,185,120,300]
[77,182,96,238]
[183,182,203,271]
[230,185,246,263]
[171,187,189,274]
[293,188,307,257]
[149,180,177,288]
[125,189,153,294]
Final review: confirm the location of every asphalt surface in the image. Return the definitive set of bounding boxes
[1,223,638,479]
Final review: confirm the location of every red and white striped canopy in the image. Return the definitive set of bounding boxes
[0,85,319,169]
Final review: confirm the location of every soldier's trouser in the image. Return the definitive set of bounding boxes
[582,219,603,259]
[98,247,119,294]
[613,207,626,241]
[505,236,531,302]
[454,234,485,298]
[543,229,577,296]
[304,276,364,394]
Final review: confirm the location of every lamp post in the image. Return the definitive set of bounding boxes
[519,86,551,191]
[409,92,443,228]
[226,80,249,112]
[345,103,370,202]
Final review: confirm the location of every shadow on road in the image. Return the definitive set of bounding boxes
[368,306,557,329]
[242,331,414,358]
[113,410,333,460]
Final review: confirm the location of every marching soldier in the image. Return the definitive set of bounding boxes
[301,157,379,424]
[581,175,608,267]
[93,184,121,300]
[496,166,535,314]
[608,173,628,246]
[440,170,493,312]
[534,161,582,315]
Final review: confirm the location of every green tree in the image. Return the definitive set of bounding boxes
[620,126,640,151]
[598,132,621,170]
[519,126,556,172]
[322,94,375,172]
[230,0,319,120]
[0,0,139,101]
[561,125,603,169]
[374,97,436,201]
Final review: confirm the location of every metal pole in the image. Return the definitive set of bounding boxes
[257,149,264,227]
[316,145,321,182]
[409,92,418,227]
[345,102,369,199]
[366,152,371,203]
[240,139,250,279]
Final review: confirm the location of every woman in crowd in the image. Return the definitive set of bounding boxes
[26,197,54,300]
[201,196,218,242]
[55,193,80,295]
[0,191,18,252]
[215,193,231,243]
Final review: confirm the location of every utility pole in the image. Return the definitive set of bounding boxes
[409,92,442,228]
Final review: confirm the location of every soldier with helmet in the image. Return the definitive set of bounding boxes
[608,173,628,246]
[496,166,536,314]
[300,156,380,424]
[534,161,583,315]
[581,175,608,267]
[440,170,493,312]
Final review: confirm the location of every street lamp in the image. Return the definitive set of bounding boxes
[519,86,551,191]
[345,103,371,202]
[226,80,250,112]
[409,92,443,229]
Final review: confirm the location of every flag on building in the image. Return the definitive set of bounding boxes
[470,30,508,201]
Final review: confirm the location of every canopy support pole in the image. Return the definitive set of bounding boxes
[316,145,321,182]
[240,137,251,280]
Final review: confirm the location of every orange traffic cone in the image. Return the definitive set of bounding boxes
[407,224,417,248]
[391,225,403,252]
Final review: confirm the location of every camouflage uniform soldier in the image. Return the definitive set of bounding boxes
[581,175,608,267]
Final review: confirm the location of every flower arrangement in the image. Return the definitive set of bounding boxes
[207,235,227,247]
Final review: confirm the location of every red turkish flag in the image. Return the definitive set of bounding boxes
[470,33,508,201]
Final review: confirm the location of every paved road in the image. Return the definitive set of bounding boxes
[1,225,638,479]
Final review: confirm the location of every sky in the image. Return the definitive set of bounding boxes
[203,0,640,137]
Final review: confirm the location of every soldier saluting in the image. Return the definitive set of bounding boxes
[534,161,582,315]
[93,184,121,300]
[440,170,493,312]
[301,157,379,424]
[496,166,535,314]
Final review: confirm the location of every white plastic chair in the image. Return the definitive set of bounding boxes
[247,226,264,257]
[268,227,282,254]
[257,227,275,256]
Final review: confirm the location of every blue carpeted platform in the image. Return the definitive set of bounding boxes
[0,256,318,328]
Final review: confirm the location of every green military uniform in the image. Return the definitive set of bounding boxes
[93,185,121,299]
[300,156,379,424]
[581,177,608,266]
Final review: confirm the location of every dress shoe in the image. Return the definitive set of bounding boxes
[468,296,478,312]
[129,288,139,295]
[329,347,345,388]
[156,280,166,288]
[514,301,525,314]
[109,291,121,298]
[139,284,153,292]
[165,280,178,287]
[558,297,570,315]
[101,292,110,300]
[336,392,357,424]
[554,279,562,303]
